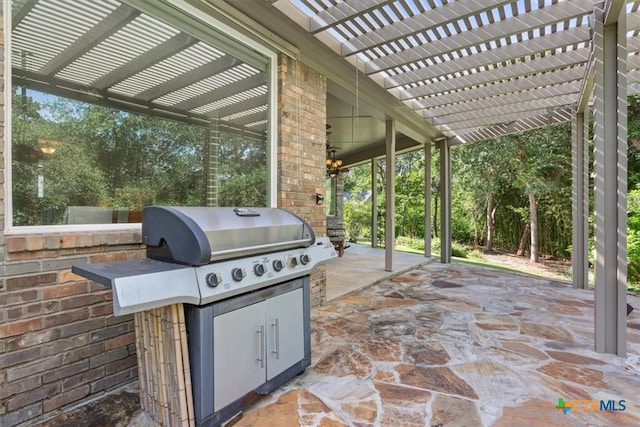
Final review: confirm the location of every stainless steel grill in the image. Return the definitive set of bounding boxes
[72,206,337,426]
[142,206,315,265]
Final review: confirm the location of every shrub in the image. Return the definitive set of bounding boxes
[467,249,485,260]
[344,199,370,242]
[452,242,468,258]
[628,184,640,282]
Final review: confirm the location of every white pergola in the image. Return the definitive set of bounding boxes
[223,0,634,356]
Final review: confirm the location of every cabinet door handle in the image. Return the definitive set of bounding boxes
[272,318,280,360]
[257,325,265,368]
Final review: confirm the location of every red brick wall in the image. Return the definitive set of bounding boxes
[0,233,143,426]
[277,54,328,307]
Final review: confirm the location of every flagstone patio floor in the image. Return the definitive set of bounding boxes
[236,262,640,426]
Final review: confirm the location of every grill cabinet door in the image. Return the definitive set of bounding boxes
[213,301,266,411]
[266,288,304,380]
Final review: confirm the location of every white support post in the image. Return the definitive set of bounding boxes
[593,2,627,355]
[371,158,378,248]
[385,119,396,272]
[439,139,451,264]
[571,110,589,289]
[424,143,432,258]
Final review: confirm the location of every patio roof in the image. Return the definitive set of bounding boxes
[226,0,639,163]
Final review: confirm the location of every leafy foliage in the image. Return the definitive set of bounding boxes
[628,184,640,282]
[11,89,267,225]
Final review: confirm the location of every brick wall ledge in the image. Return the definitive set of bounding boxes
[6,231,143,253]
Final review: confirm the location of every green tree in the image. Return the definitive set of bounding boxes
[453,137,516,251]
[395,151,426,238]
[510,122,572,262]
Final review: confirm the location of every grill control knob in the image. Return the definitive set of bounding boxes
[205,272,222,288]
[272,259,284,272]
[288,256,298,269]
[231,268,246,282]
[300,254,311,265]
[253,263,267,277]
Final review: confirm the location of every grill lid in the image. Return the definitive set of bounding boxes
[142,206,315,265]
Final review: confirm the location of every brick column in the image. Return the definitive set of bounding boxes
[277,54,327,306]
[0,1,6,272]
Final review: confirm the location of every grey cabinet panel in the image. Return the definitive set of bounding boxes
[213,301,266,411]
[266,288,304,380]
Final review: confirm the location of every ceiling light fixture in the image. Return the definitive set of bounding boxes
[325,124,343,178]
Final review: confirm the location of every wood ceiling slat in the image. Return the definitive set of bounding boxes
[629,35,640,53]
[628,54,640,70]
[385,47,590,90]
[363,1,592,74]
[56,14,179,86]
[431,93,577,129]
[420,81,581,118]
[389,26,589,90]
[214,94,269,118]
[172,74,266,111]
[407,66,585,108]
[309,0,394,33]
[628,10,640,31]
[628,69,640,83]
[223,109,268,127]
[452,106,573,143]
[343,1,513,56]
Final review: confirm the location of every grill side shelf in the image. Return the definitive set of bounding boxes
[72,259,189,287]
[72,259,201,316]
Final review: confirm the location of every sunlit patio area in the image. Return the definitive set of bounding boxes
[237,261,640,426]
[326,243,434,301]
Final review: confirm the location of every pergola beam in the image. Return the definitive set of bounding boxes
[349,1,513,58]
[432,96,577,130]
[93,32,199,90]
[450,106,574,144]
[173,74,267,111]
[41,4,141,77]
[136,55,241,102]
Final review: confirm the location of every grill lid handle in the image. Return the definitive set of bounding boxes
[233,208,260,217]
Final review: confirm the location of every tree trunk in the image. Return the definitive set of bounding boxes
[485,192,495,253]
[528,191,539,262]
[517,221,530,256]
[473,221,481,247]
